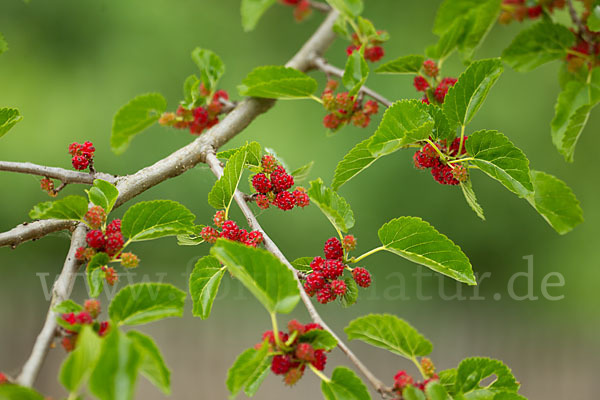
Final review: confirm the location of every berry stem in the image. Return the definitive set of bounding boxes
[424,139,447,163]
[350,246,385,264]
[310,94,324,104]
[270,312,285,350]
[447,157,475,164]
[458,125,466,156]
[411,356,427,380]
[284,330,298,347]
[308,363,331,382]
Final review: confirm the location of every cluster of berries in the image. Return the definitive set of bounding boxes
[393,358,438,398]
[250,155,309,211]
[40,177,57,197]
[258,320,329,386]
[412,60,457,104]
[498,0,565,24]
[346,32,386,63]
[159,86,229,135]
[60,299,110,352]
[321,80,379,131]
[200,210,265,247]
[413,137,469,186]
[302,235,371,304]
[68,141,95,171]
[279,0,311,22]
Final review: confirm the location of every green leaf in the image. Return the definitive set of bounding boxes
[460,178,485,220]
[226,345,270,398]
[340,276,359,307]
[87,252,110,298]
[589,4,600,32]
[426,19,465,61]
[502,20,574,72]
[0,107,23,137]
[424,103,456,142]
[454,357,519,395]
[308,178,355,233]
[332,138,378,191]
[325,0,363,18]
[238,66,318,99]
[0,33,7,56]
[465,130,533,197]
[321,366,371,400]
[208,146,248,211]
[121,200,196,241]
[54,299,83,314]
[108,283,186,326]
[211,239,300,314]
[442,58,503,128]
[243,359,270,397]
[379,217,475,285]
[375,55,424,74]
[292,256,314,272]
[111,93,167,155]
[29,195,88,221]
[127,331,171,395]
[217,141,262,168]
[183,74,200,105]
[59,326,102,392]
[241,0,277,31]
[433,0,501,60]
[425,381,450,400]
[368,100,434,157]
[86,179,119,214]
[191,48,225,92]
[189,255,226,319]
[0,385,44,400]
[291,161,314,183]
[345,314,432,359]
[299,329,338,351]
[89,329,142,400]
[526,170,583,234]
[343,50,369,97]
[403,386,426,400]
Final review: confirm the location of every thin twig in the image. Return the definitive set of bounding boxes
[313,57,393,107]
[567,0,595,44]
[0,220,77,249]
[16,223,87,386]
[206,152,394,398]
[309,0,332,13]
[0,161,116,185]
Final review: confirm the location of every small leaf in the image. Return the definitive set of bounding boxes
[238,66,318,99]
[379,217,475,285]
[466,130,533,197]
[368,100,434,157]
[183,74,200,105]
[217,141,262,167]
[345,314,432,359]
[340,276,359,307]
[241,0,277,32]
[208,146,248,211]
[299,329,338,351]
[424,103,456,142]
[86,252,110,298]
[291,161,314,183]
[226,345,270,398]
[454,357,520,395]
[211,239,300,314]
[324,0,363,18]
[189,255,226,319]
[86,179,119,214]
[243,360,270,397]
[308,178,355,233]
[59,326,102,392]
[321,366,371,400]
[53,299,83,315]
[426,19,465,61]
[502,20,575,72]
[121,200,196,241]
[403,386,426,400]
[108,283,186,326]
[191,48,225,92]
[375,55,424,74]
[425,381,450,400]
[343,50,369,97]
[127,330,171,395]
[332,139,378,191]
[89,329,142,400]
[588,4,600,32]
[0,107,23,137]
[292,256,314,272]
[111,93,167,155]
[460,178,485,220]
[0,385,44,400]
[526,170,583,235]
[29,195,88,221]
[442,58,503,128]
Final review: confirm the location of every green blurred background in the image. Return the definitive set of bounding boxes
[1,1,598,398]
